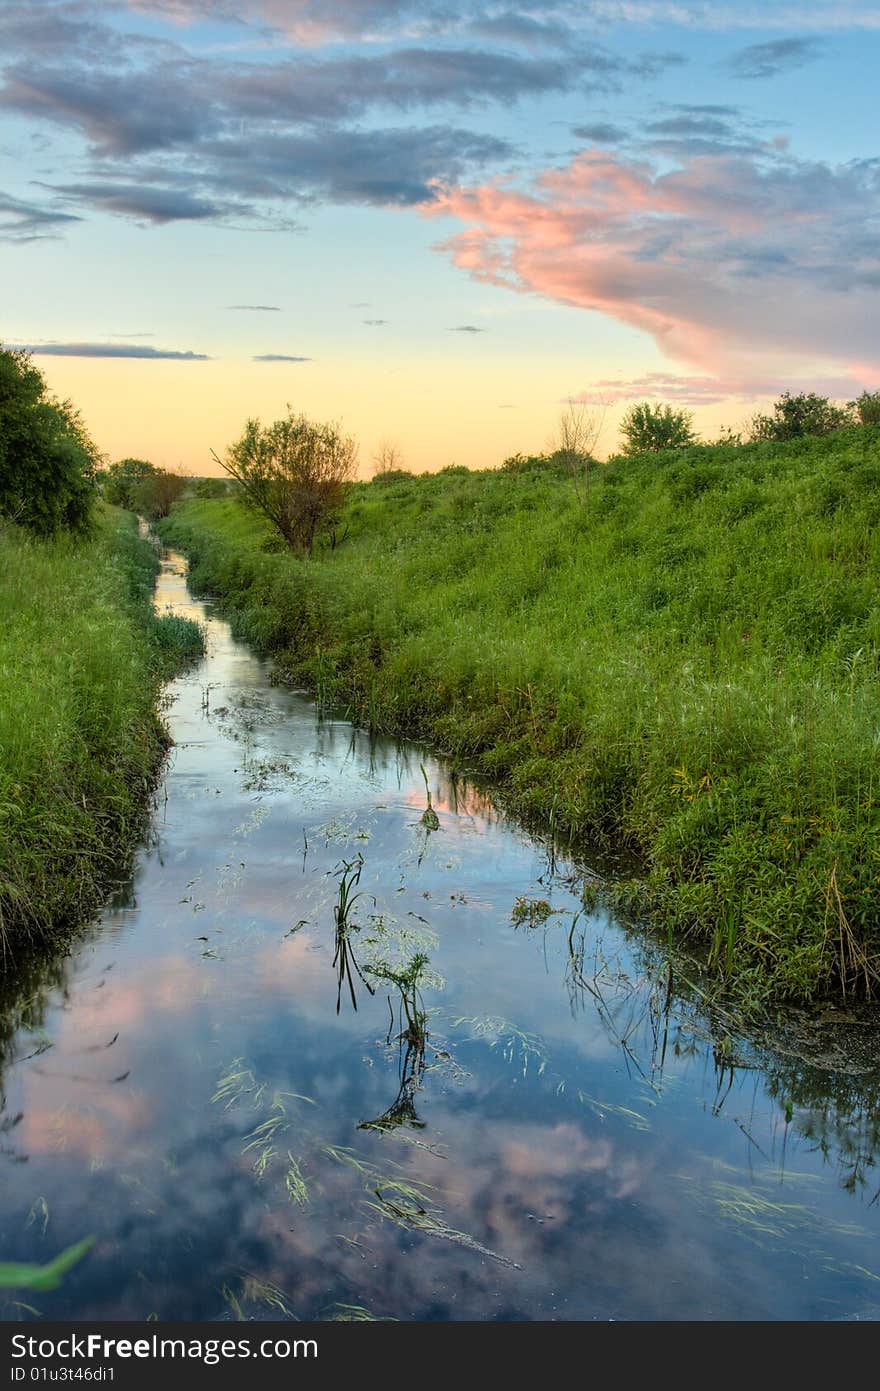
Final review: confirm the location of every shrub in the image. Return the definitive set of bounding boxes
[195,476,230,499]
[850,390,880,427]
[619,402,697,454]
[749,391,852,442]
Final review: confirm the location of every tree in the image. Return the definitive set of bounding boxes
[215,409,358,555]
[748,391,851,442]
[132,468,188,520]
[619,401,697,454]
[0,346,99,535]
[372,439,405,476]
[549,398,606,504]
[850,390,880,427]
[102,457,156,508]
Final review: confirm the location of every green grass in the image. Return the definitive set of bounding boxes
[0,506,203,952]
[157,426,880,1005]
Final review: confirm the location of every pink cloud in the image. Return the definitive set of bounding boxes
[573,369,879,406]
[428,147,880,386]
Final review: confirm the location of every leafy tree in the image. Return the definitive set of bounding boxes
[132,468,188,520]
[0,346,99,535]
[216,409,358,554]
[749,391,851,442]
[850,390,880,427]
[619,401,697,454]
[102,457,156,508]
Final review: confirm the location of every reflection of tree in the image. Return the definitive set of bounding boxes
[566,916,880,1201]
[0,937,89,1164]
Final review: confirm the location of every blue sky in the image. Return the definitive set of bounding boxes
[2,1,878,470]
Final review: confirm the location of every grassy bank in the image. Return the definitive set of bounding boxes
[0,507,203,954]
[158,426,880,1006]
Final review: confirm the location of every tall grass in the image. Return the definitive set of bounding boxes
[158,425,880,1004]
[0,506,203,953]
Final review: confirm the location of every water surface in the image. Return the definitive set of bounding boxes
[3,547,880,1322]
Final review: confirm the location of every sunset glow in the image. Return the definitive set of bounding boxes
[2,1,877,471]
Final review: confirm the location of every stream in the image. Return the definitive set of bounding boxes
[3,544,880,1321]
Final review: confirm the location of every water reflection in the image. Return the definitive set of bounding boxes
[2,548,880,1320]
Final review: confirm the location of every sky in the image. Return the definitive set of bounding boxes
[1,1,879,474]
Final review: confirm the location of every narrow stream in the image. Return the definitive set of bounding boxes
[3,545,880,1321]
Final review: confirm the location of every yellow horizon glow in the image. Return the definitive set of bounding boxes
[37,354,768,477]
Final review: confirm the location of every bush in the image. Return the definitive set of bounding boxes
[194,476,230,499]
[619,402,697,454]
[749,391,851,442]
[851,390,880,427]
[0,347,99,535]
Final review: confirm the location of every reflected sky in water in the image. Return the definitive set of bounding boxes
[3,549,880,1322]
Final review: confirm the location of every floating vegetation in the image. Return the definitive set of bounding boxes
[0,1237,95,1291]
[511,896,553,928]
[284,1152,309,1206]
[231,806,270,840]
[242,1106,288,1178]
[240,757,305,794]
[212,1061,315,1188]
[212,1059,264,1111]
[452,1012,652,1130]
[321,1143,520,1268]
[716,1180,864,1241]
[328,1303,389,1321]
[366,1187,522,1270]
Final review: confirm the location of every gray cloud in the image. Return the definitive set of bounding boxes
[191,125,515,206]
[14,342,210,359]
[252,353,311,360]
[363,319,388,325]
[0,189,81,241]
[229,305,281,311]
[571,122,628,145]
[727,37,823,79]
[0,2,690,238]
[629,51,687,79]
[120,0,880,41]
[639,104,772,160]
[648,114,735,139]
[38,180,228,222]
[448,324,485,332]
[467,11,575,50]
[0,44,593,161]
[0,63,215,156]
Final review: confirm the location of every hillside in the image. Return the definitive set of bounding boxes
[0,508,203,953]
[159,426,880,1005]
